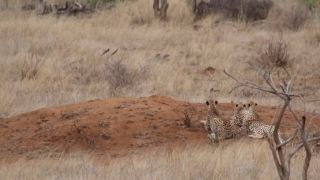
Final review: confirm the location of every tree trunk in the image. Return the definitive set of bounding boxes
[153,0,168,20]
[35,0,45,14]
[153,0,160,17]
[159,0,169,20]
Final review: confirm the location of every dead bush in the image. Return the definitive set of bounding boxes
[105,60,148,97]
[282,4,309,31]
[239,0,274,21]
[193,0,273,21]
[255,39,292,71]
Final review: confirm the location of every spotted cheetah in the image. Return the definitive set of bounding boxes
[230,102,248,136]
[232,101,283,141]
[241,101,261,128]
[201,100,238,143]
[230,102,246,128]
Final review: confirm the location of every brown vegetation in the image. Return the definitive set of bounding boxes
[0,0,320,178]
[1,141,320,180]
[193,0,274,21]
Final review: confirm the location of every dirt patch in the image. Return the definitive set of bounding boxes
[0,95,319,162]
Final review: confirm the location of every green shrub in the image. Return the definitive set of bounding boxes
[304,0,320,10]
[86,0,117,8]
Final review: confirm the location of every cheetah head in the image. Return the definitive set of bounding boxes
[232,102,245,127]
[205,99,219,116]
[246,101,258,111]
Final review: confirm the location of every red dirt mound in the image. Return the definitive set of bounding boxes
[0,95,319,161]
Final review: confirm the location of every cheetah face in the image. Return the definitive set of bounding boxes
[206,100,218,106]
[233,103,244,127]
[247,101,258,108]
[246,101,258,112]
[206,99,219,116]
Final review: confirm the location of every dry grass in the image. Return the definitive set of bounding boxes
[0,140,319,180]
[0,0,319,117]
[0,1,320,179]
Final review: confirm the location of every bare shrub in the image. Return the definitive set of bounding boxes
[105,60,148,97]
[254,39,291,71]
[236,0,274,21]
[282,4,309,31]
[193,1,212,20]
[193,0,273,21]
[183,112,192,127]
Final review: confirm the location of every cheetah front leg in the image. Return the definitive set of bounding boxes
[208,133,219,143]
[200,120,208,131]
[248,133,264,139]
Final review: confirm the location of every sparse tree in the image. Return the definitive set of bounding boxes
[224,39,320,180]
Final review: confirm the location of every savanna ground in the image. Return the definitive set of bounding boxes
[0,0,320,179]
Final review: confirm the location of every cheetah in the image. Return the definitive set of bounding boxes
[201,99,238,143]
[230,102,248,136]
[232,101,283,141]
[230,102,245,128]
[241,101,261,128]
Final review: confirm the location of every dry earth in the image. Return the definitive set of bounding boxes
[0,95,319,162]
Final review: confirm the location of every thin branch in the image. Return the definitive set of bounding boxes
[306,99,320,103]
[268,138,284,179]
[301,116,311,180]
[276,129,299,149]
[272,100,289,178]
[224,69,300,98]
[288,105,303,127]
[288,136,320,161]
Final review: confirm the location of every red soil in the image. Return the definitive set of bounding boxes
[0,95,319,161]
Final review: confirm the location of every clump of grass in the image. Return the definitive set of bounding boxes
[86,0,117,8]
[304,0,320,10]
[255,39,292,71]
[19,55,43,81]
[105,60,148,97]
[0,141,319,179]
[282,4,310,31]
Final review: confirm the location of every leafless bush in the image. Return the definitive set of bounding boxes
[282,4,309,31]
[193,0,273,21]
[255,39,292,71]
[105,60,148,97]
[236,0,274,21]
[183,111,192,127]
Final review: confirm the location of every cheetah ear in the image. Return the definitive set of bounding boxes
[248,103,251,107]
[243,104,246,107]
[255,103,258,106]
[206,101,210,106]
[235,104,239,107]
[215,100,218,104]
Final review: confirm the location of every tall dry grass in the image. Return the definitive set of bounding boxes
[0,0,320,117]
[0,140,319,180]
